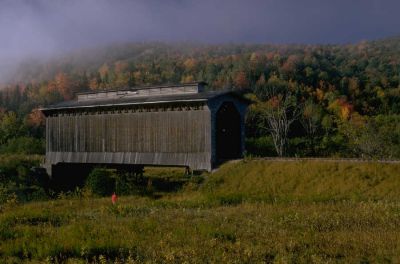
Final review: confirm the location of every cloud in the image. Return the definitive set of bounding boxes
[0,0,399,82]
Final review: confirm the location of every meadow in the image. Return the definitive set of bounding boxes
[1,159,400,263]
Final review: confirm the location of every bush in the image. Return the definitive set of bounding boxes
[245,136,277,157]
[85,168,116,196]
[0,155,42,181]
[0,155,48,202]
[0,184,13,205]
[0,137,45,155]
[115,172,141,195]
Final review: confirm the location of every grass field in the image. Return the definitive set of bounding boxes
[1,160,400,263]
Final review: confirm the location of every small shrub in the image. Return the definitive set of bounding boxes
[245,136,277,157]
[85,168,116,196]
[208,194,244,206]
[211,231,237,243]
[183,176,205,191]
[115,172,142,195]
[0,184,18,210]
[0,155,48,203]
[0,137,45,155]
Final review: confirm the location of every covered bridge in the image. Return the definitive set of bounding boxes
[41,82,249,176]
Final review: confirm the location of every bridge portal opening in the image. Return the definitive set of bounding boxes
[216,102,242,160]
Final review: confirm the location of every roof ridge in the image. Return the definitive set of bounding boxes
[76,82,208,96]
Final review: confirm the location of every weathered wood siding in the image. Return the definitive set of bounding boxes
[46,103,212,171]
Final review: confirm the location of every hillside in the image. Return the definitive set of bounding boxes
[0,38,400,158]
[1,159,400,263]
[4,37,400,113]
[202,159,400,202]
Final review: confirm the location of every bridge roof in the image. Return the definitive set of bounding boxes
[41,89,250,114]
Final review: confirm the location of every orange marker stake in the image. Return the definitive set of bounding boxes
[111,192,118,204]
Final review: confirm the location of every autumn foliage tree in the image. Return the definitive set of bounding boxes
[0,39,400,158]
[252,76,302,156]
[55,73,76,100]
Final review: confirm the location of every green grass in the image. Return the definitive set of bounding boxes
[1,160,400,263]
[203,160,400,202]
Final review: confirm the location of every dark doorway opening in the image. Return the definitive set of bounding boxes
[216,102,242,160]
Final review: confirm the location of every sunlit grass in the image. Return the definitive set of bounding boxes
[1,159,400,263]
[204,160,400,202]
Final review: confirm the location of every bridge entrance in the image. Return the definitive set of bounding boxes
[216,102,242,160]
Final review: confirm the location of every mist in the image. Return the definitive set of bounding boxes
[1,0,400,82]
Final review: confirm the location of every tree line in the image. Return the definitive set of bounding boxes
[0,37,399,158]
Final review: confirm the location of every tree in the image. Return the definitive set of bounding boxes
[233,71,249,89]
[55,73,78,100]
[340,114,400,159]
[114,61,130,88]
[99,63,110,88]
[0,112,24,145]
[301,100,323,138]
[253,76,302,156]
[25,109,45,138]
[181,75,195,83]
[183,58,197,71]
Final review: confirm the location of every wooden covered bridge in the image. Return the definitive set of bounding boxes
[41,82,249,178]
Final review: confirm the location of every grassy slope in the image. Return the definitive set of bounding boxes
[203,160,400,202]
[0,160,400,263]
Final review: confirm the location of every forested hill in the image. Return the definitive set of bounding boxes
[0,37,399,157]
[3,37,400,113]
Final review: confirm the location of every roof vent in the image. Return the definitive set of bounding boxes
[77,82,207,101]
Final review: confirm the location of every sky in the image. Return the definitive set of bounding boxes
[0,0,399,79]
